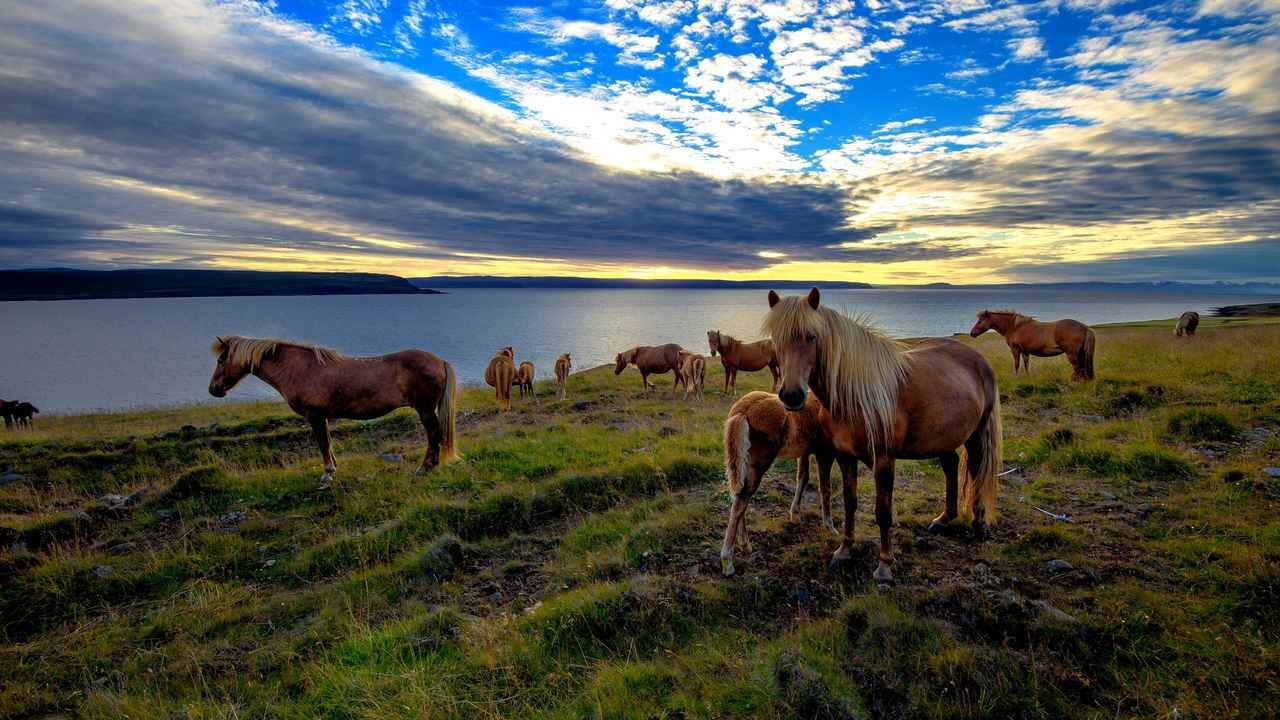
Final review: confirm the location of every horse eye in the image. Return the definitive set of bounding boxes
[806,333,816,343]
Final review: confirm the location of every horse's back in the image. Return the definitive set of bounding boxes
[896,339,996,453]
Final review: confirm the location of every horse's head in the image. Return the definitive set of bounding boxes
[706,330,720,356]
[499,346,514,359]
[969,310,994,337]
[614,349,635,375]
[208,336,251,397]
[764,288,822,411]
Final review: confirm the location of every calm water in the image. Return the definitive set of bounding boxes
[1,287,1273,413]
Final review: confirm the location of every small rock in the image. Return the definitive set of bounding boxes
[262,559,276,568]
[1046,559,1074,574]
[572,401,592,412]
[378,452,404,462]
[487,591,503,604]
[155,509,177,523]
[0,471,25,486]
[1031,599,1078,625]
[108,541,137,555]
[99,494,128,507]
[217,510,247,525]
[973,562,990,575]
[1264,467,1280,478]
[93,565,114,578]
[657,426,678,437]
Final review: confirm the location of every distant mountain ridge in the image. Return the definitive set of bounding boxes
[0,269,439,301]
[411,276,1280,293]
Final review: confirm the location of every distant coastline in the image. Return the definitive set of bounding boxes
[0,269,439,302]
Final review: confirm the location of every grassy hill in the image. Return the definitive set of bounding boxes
[2,318,1278,719]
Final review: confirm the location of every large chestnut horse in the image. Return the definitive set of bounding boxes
[763,289,1002,583]
[485,347,516,411]
[707,330,779,395]
[208,336,458,486]
[720,390,843,575]
[970,310,1096,380]
[615,343,685,397]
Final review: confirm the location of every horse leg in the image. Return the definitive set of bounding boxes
[830,455,858,568]
[416,407,441,475]
[789,451,811,520]
[817,452,838,536]
[721,464,763,576]
[872,459,896,583]
[309,416,336,487]
[1010,348,1021,375]
[929,450,960,533]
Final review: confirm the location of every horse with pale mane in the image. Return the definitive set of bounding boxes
[677,351,706,401]
[706,330,779,396]
[514,361,536,400]
[720,390,844,576]
[554,353,572,399]
[485,346,516,411]
[970,310,1096,381]
[208,336,458,486]
[1175,311,1199,338]
[757,288,1003,583]
[614,343,685,397]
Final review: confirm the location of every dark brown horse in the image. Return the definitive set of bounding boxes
[615,344,685,397]
[1175,311,1200,337]
[554,353,572,399]
[12,402,38,429]
[209,336,458,486]
[764,289,1003,583]
[707,330,779,395]
[720,390,843,575]
[970,310,1096,381]
[0,400,13,429]
[485,347,516,411]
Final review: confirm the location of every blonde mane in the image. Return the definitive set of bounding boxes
[762,297,910,453]
[211,336,344,370]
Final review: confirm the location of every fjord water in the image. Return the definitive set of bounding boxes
[1,287,1273,413]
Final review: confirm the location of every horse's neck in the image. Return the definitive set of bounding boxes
[720,335,739,357]
[254,346,318,400]
[992,314,1023,334]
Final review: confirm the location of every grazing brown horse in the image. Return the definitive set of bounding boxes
[514,361,536,400]
[208,337,458,485]
[554,353,572,399]
[707,330,779,395]
[720,391,843,575]
[614,344,685,397]
[677,351,707,401]
[764,289,1003,583]
[485,347,516,411]
[1175,311,1200,337]
[970,310,1096,381]
[0,400,13,429]
[13,402,38,428]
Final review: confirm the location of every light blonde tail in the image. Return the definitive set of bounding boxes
[724,414,751,495]
[438,361,460,463]
[1082,330,1096,380]
[960,392,1002,524]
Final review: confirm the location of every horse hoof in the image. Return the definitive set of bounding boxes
[927,521,945,535]
[317,474,333,490]
[824,520,840,537]
[829,547,852,570]
[414,465,430,476]
[873,563,894,584]
[721,555,735,577]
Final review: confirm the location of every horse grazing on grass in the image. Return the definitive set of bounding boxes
[208,336,458,486]
[485,347,516,411]
[554,353,572,399]
[677,351,706,401]
[12,402,38,429]
[970,310,1096,381]
[720,391,843,576]
[764,289,1003,583]
[614,344,685,397]
[1175,311,1200,337]
[514,361,536,400]
[0,400,13,429]
[707,330,779,396]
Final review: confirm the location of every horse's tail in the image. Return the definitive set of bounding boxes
[724,413,751,495]
[960,392,1002,525]
[1081,329,1096,380]
[437,361,460,463]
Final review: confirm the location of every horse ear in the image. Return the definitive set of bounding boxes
[806,287,821,310]
[768,290,780,308]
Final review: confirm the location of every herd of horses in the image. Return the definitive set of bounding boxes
[202,291,1207,578]
[0,399,39,430]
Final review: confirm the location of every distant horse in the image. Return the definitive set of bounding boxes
[707,330,779,396]
[485,347,516,411]
[12,402,38,429]
[554,353,572,399]
[514,361,536,400]
[970,310,1096,381]
[764,289,1003,583]
[1175,311,1200,337]
[720,391,843,576]
[615,344,685,397]
[0,400,13,429]
[677,351,706,401]
[209,336,458,485]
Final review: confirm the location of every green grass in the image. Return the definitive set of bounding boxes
[3,317,1280,719]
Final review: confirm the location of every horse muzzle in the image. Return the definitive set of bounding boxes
[778,386,807,411]
[209,385,226,398]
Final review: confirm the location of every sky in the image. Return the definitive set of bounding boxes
[1,0,1278,284]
